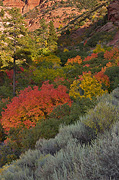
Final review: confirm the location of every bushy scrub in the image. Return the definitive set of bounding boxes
[0,89,119,179]
[83,88,119,134]
[86,31,116,48]
[0,97,95,167]
[1,81,71,133]
[57,49,87,66]
[104,66,119,92]
[69,72,107,99]
[19,99,95,151]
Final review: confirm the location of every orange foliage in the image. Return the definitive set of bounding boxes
[83,53,98,62]
[1,81,71,133]
[104,47,119,61]
[94,71,110,88]
[106,62,113,68]
[65,55,82,65]
[83,64,90,67]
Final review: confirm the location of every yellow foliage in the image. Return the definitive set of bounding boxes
[63,48,69,52]
[69,72,107,99]
[34,55,61,66]
[93,44,105,53]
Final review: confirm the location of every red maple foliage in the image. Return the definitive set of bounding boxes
[1,81,71,133]
[6,67,24,80]
[65,55,82,65]
[94,71,110,88]
[83,53,98,62]
[104,48,119,61]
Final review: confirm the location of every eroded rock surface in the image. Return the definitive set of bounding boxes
[108,0,119,26]
[3,0,41,13]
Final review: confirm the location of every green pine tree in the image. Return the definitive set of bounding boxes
[47,21,58,51]
[1,8,29,96]
[36,18,48,49]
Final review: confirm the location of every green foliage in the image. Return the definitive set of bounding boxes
[74,0,97,9]
[47,21,58,51]
[0,1,3,6]
[0,89,119,179]
[0,9,4,17]
[0,141,19,167]
[57,49,88,66]
[0,8,28,68]
[86,31,116,47]
[0,85,13,99]
[16,99,93,151]
[104,66,119,92]
[4,98,96,155]
[36,18,48,49]
[1,1,119,178]
[0,98,9,142]
[84,88,119,134]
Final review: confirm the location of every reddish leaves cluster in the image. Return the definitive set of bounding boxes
[1,81,71,133]
[6,69,14,80]
[104,48,119,61]
[65,55,82,65]
[6,67,24,80]
[83,53,98,62]
[94,71,110,88]
[83,64,90,67]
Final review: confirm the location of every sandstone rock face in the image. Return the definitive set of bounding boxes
[108,0,119,26]
[3,0,25,13]
[23,0,41,13]
[3,0,41,13]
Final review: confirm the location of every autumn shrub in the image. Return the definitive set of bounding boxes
[0,97,95,167]
[1,90,119,179]
[104,47,119,61]
[65,55,82,66]
[69,72,107,99]
[31,55,67,84]
[0,98,9,142]
[57,49,87,66]
[20,98,96,151]
[53,76,71,89]
[20,104,71,151]
[0,87,118,175]
[1,81,71,134]
[94,70,110,91]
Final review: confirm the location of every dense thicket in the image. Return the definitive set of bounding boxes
[0,2,119,178]
[0,88,119,179]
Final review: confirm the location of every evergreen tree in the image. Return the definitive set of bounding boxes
[47,21,58,51]
[1,8,28,96]
[37,18,48,49]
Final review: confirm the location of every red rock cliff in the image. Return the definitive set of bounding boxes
[108,0,119,26]
[23,0,41,13]
[3,0,41,13]
[3,0,25,12]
